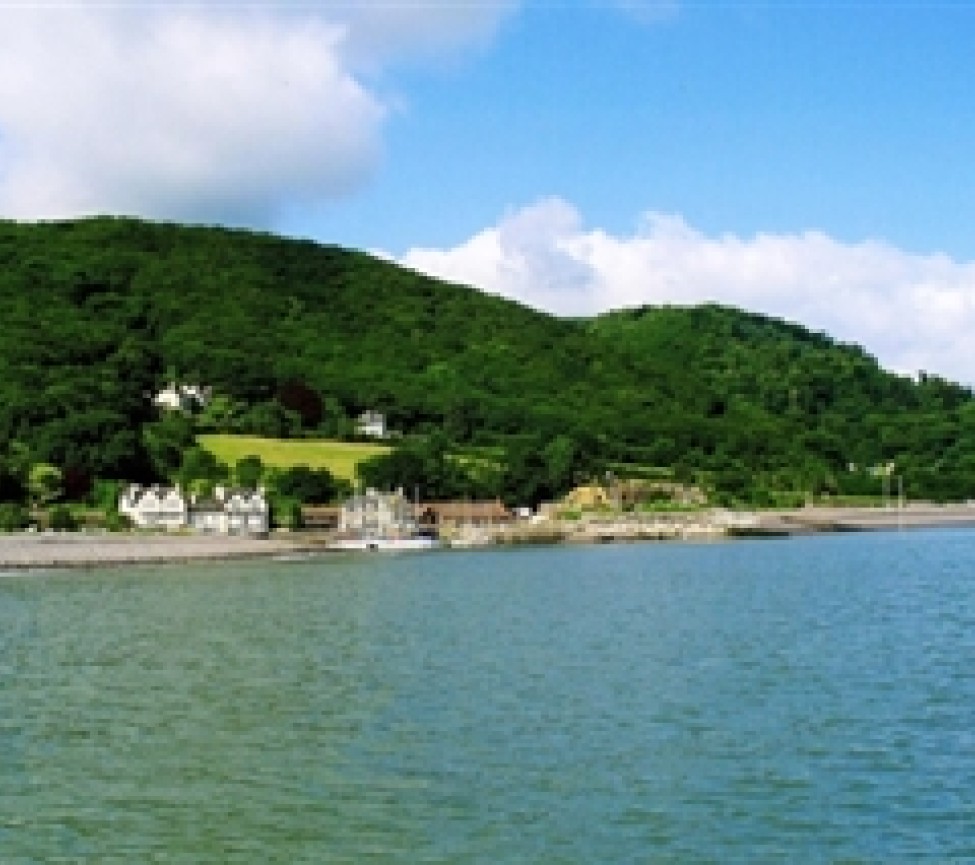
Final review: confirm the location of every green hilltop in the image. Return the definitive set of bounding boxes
[1,215,974,506]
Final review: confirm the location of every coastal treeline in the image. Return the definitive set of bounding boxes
[1,215,974,513]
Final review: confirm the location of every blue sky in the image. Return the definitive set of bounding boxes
[294,2,975,259]
[2,2,975,381]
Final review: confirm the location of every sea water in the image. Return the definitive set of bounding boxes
[2,531,974,862]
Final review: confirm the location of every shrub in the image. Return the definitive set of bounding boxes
[48,505,78,531]
[90,479,125,513]
[0,503,29,532]
[270,496,302,530]
[103,511,134,532]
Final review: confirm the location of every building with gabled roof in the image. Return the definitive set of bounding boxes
[118,484,189,531]
[118,484,269,536]
[188,486,269,536]
[416,500,513,532]
[355,410,386,438]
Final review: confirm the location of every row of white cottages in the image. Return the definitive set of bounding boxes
[119,485,514,538]
[119,485,418,538]
[118,485,414,537]
[119,485,270,535]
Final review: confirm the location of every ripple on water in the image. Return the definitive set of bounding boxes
[1,533,974,862]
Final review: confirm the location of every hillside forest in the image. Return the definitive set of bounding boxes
[2,216,974,524]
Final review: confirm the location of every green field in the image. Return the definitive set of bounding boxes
[198,435,391,481]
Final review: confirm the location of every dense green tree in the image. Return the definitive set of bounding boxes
[234,455,266,489]
[236,401,301,438]
[143,413,196,480]
[358,444,446,499]
[0,503,29,531]
[0,462,25,503]
[503,439,555,507]
[2,216,975,505]
[271,465,340,504]
[356,434,497,500]
[195,393,247,433]
[176,447,229,490]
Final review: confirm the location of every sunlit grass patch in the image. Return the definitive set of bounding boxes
[198,435,391,481]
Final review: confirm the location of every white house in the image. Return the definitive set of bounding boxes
[339,488,416,538]
[153,383,212,413]
[118,485,188,531]
[188,486,270,536]
[118,484,269,536]
[355,410,386,438]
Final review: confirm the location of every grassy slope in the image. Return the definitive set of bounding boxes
[198,435,390,481]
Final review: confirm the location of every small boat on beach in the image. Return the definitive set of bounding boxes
[327,534,440,552]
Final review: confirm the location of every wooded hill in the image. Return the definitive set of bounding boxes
[1,215,973,505]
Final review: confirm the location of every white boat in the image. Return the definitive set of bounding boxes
[328,535,440,552]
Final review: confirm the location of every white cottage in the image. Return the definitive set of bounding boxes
[188,486,270,536]
[118,484,189,531]
[153,383,212,413]
[355,410,386,438]
[118,484,269,536]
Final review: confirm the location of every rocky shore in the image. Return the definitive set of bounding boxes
[445,503,975,547]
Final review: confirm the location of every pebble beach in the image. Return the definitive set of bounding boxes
[0,532,313,570]
[4,503,975,570]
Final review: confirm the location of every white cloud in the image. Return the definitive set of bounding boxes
[399,198,975,385]
[0,2,515,223]
[334,1,519,70]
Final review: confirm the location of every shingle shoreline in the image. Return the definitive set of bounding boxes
[0,533,314,570]
[5,504,974,569]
